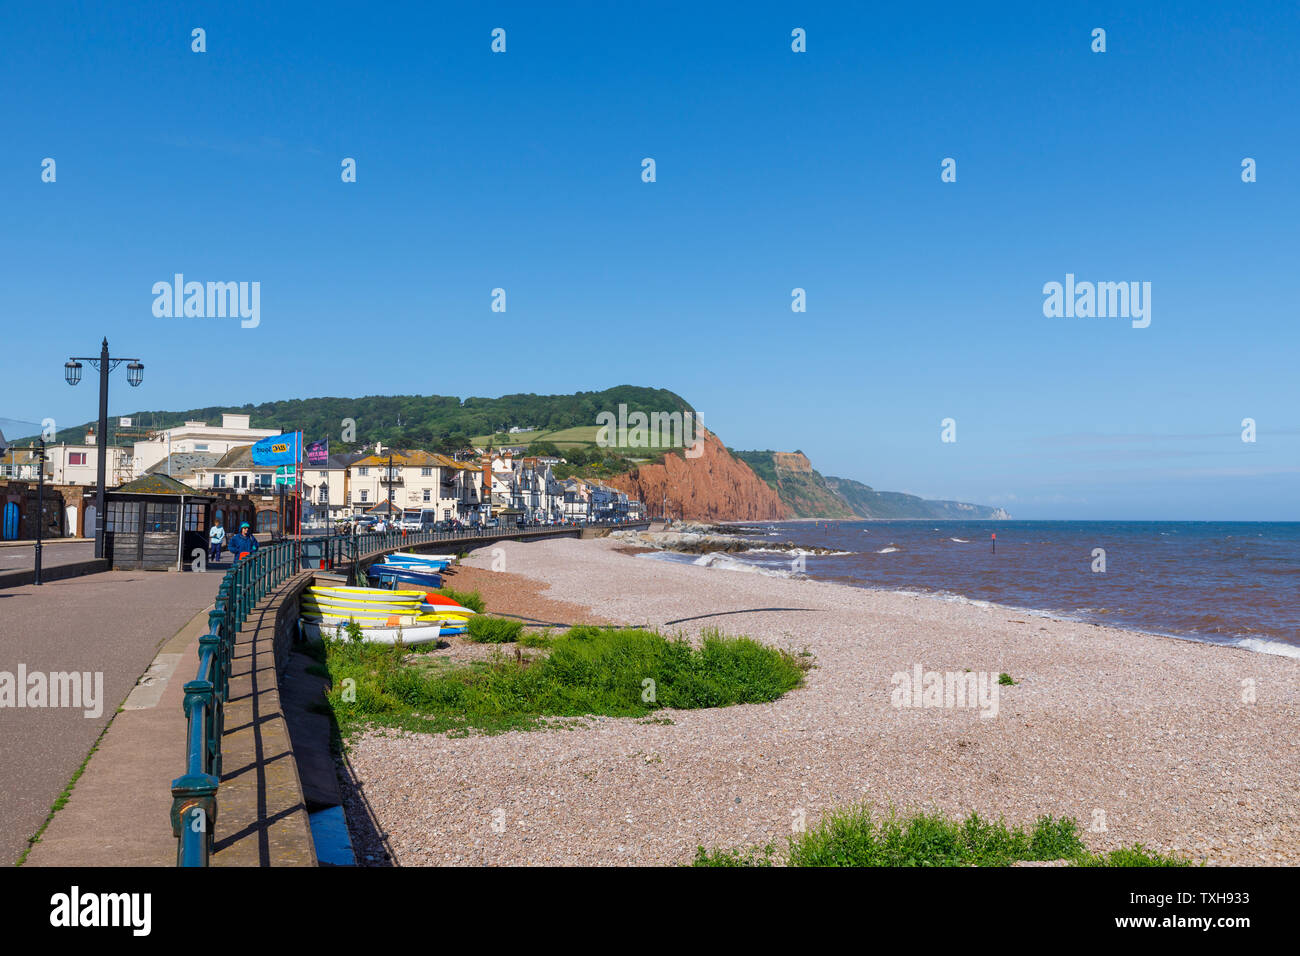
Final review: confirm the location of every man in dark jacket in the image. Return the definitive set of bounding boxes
[228,521,259,560]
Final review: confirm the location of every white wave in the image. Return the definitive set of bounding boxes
[876,546,901,554]
[690,552,797,577]
[1230,637,1300,659]
[748,547,853,557]
[949,537,970,543]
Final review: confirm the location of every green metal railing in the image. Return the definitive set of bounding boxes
[170,521,647,866]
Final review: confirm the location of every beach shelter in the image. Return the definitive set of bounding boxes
[104,474,213,570]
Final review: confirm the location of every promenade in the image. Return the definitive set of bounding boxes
[4,523,647,867]
[0,569,221,864]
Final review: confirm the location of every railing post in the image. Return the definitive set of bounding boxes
[170,771,218,866]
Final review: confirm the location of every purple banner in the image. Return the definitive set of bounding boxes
[306,438,329,465]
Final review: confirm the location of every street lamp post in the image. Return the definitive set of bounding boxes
[65,338,144,559]
[34,438,46,585]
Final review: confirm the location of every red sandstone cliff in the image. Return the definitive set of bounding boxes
[607,430,791,522]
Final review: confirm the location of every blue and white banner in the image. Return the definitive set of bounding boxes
[250,431,302,466]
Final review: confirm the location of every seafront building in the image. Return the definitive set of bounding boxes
[0,410,644,540]
[130,414,279,479]
[343,448,479,522]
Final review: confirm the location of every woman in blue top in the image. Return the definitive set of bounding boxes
[228,521,259,560]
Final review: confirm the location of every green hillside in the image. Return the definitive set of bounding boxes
[732,449,1008,520]
[826,475,1009,520]
[41,386,694,454]
[730,449,855,519]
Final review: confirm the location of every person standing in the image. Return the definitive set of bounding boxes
[208,518,226,564]
[228,521,259,561]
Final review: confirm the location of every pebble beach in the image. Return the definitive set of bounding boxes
[342,536,1300,866]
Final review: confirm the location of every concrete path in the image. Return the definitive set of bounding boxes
[0,569,221,864]
[22,608,209,866]
[0,540,96,572]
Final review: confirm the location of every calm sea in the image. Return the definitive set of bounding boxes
[651,521,1300,657]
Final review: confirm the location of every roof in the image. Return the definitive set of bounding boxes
[208,444,280,470]
[352,449,465,469]
[111,473,210,497]
[325,451,365,468]
[363,500,402,514]
[145,452,222,476]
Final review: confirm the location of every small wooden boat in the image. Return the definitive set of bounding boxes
[299,620,442,645]
[366,566,443,587]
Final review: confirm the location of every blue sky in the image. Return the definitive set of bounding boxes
[2,1,1296,519]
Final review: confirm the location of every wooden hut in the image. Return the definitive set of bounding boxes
[105,475,213,571]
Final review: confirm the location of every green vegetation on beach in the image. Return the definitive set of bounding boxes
[465,615,525,643]
[692,806,1192,867]
[434,586,484,614]
[320,625,806,737]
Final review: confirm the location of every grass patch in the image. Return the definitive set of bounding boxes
[466,615,525,643]
[435,587,484,613]
[998,673,1017,686]
[17,718,113,865]
[322,625,804,737]
[692,806,1192,867]
[518,630,554,649]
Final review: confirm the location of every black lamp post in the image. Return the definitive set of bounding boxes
[34,438,46,585]
[65,338,144,558]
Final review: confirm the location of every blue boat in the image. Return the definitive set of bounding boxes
[382,558,450,571]
[366,565,443,588]
[382,553,453,569]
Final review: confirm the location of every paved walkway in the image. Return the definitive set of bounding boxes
[0,540,96,573]
[1,569,221,864]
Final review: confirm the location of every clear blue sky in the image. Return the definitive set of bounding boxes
[2,1,1296,519]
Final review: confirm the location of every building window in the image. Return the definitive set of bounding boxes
[106,501,140,533]
[360,490,369,503]
[421,467,432,476]
[358,467,369,476]
[319,486,329,504]
[69,452,87,466]
[319,471,327,478]
[195,443,208,451]
[212,474,227,488]
[145,502,179,533]
[184,503,205,531]
[422,488,431,502]
[233,475,248,489]
[256,474,272,488]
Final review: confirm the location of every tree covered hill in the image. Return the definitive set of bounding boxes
[45,385,694,452]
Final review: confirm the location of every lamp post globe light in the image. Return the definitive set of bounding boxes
[65,338,144,559]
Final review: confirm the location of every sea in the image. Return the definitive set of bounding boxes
[642,520,1300,658]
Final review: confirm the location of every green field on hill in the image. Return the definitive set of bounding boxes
[473,424,684,456]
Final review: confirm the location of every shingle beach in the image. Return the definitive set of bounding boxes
[343,537,1300,866]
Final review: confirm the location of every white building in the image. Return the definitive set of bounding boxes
[131,413,280,479]
[45,441,131,485]
[345,450,480,521]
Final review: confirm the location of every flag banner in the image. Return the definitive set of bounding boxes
[251,431,302,466]
[306,438,329,465]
